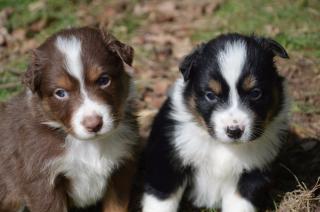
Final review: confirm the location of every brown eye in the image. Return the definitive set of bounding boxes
[54,88,69,100]
[250,88,262,100]
[96,74,111,89]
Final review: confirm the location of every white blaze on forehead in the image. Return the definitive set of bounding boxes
[218,41,247,109]
[55,36,83,81]
[213,41,253,142]
[218,41,247,99]
[55,35,114,139]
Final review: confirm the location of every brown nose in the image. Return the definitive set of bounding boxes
[82,115,103,133]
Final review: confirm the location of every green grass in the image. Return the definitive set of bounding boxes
[292,101,320,115]
[191,0,320,58]
[111,14,146,41]
[3,0,79,40]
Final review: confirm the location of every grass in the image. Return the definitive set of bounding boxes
[0,0,79,38]
[191,0,320,58]
[293,101,320,115]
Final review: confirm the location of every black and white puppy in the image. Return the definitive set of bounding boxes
[141,34,290,212]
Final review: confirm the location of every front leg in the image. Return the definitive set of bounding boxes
[222,192,256,212]
[142,182,186,212]
[102,160,137,212]
[222,168,272,212]
[141,146,189,212]
[141,138,189,212]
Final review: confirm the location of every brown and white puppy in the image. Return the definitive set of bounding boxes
[0,27,139,212]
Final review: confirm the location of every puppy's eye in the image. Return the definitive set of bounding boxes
[96,74,111,88]
[205,91,218,103]
[250,88,262,100]
[54,88,69,100]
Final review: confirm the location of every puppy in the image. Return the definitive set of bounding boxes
[141,34,290,212]
[0,27,139,212]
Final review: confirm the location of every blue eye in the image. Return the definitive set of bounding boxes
[250,88,262,100]
[96,74,110,88]
[54,89,69,100]
[205,91,217,103]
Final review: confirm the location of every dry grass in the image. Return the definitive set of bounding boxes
[277,164,320,212]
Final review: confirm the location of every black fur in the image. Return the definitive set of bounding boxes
[143,33,289,211]
[144,100,191,199]
[180,33,288,140]
[238,169,273,210]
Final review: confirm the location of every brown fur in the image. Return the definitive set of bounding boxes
[0,27,139,212]
[209,80,222,95]
[242,75,256,91]
[186,94,207,129]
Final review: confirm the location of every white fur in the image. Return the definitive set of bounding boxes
[72,96,114,139]
[48,121,137,207]
[213,41,253,143]
[222,192,256,212]
[142,183,186,212]
[55,36,83,81]
[169,78,289,210]
[41,121,63,129]
[55,36,114,139]
[51,36,138,207]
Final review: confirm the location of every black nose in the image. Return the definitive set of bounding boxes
[226,125,244,139]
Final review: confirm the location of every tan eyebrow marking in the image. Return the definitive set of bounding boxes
[209,80,222,95]
[87,65,104,82]
[242,75,256,91]
[57,75,74,90]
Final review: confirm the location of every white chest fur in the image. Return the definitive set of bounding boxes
[49,124,136,207]
[173,120,283,208]
[170,79,286,209]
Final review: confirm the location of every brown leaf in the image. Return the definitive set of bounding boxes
[0,27,9,46]
[12,28,26,41]
[21,39,37,53]
[152,1,178,22]
[30,18,48,32]
[173,37,192,59]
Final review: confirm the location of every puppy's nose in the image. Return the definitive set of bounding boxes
[82,115,103,133]
[226,125,244,139]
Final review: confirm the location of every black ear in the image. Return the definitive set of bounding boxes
[256,37,289,59]
[179,44,204,81]
[22,50,44,93]
[100,29,134,66]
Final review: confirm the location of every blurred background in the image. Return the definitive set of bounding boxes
[0,0,319,211]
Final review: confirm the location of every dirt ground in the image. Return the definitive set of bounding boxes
[0,0,319,211]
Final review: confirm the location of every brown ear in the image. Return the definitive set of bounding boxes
[100,29,134,66]
[22,50,44,93]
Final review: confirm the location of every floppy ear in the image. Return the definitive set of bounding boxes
[256,37,289,59]
[179,43,204,81]
[22,50,44,93]
[100,29,134,66]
